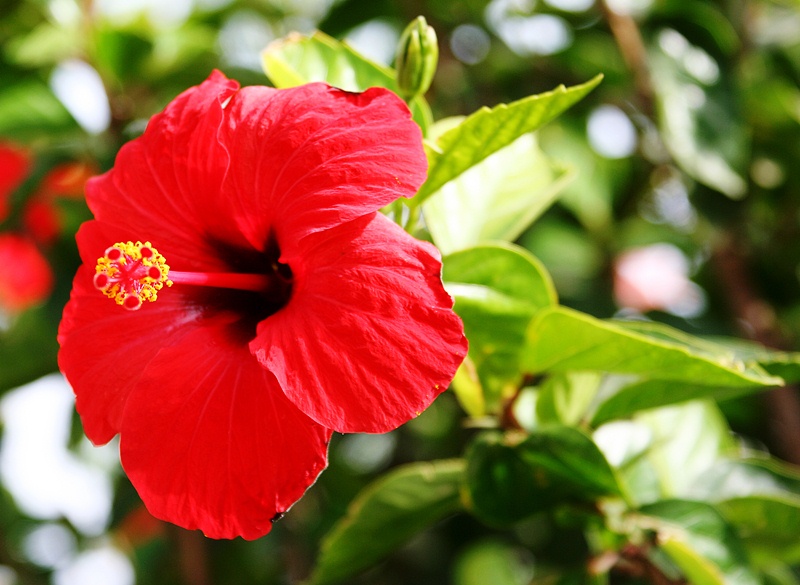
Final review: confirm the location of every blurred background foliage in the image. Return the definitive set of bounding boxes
[1,0,800,584]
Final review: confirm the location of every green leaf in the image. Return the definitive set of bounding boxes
[422,128,573,254]
[309,459,464,585]
[585,322,792,424]
[443,244,556,411]
[453,539,533,585]
[657,539,726,585]
[450,356,486,418]
[0,306,60,393]
[465,427,622,526]
[261,30,431,134]
[637,500,760,585]
[719,496,800,564]
[590,379,765,426]
[598,402,736,506]
[689,459,800,564]
[524,307,783,387]
[536,372,602,426]
[703,336,800,384]
[92,27,154,84]
[414,74,602,204]
[634,402,736,500]
[6,23,80,67]
[0,80,78,140]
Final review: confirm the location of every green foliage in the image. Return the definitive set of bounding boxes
[442,244,555,412]
[423,127,573,254]
[308,460,464,585]
[415,74,603,204]
[3,2,800,585]
[636,500,759,585]
[525,306,781,386]
[464,427,622,526]
[261,30,432,133]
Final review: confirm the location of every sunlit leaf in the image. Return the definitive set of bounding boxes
[633,402,736,500]
[423,128,573,254]
[536,372,601,426]
[415,74,603,204]
[443,244,556,411]
[524,307,783,387]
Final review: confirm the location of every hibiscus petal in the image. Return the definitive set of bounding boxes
[221,83,427,258]
[58,222,205,445]
[86,71,244,270]
[120,322,331,540]
[250,213,467,433]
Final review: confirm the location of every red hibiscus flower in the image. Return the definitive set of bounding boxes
[58,71,467,539]
[0,142,32,223]
[0,233,54,313]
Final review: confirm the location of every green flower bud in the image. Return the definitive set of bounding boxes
[395,16,439,100]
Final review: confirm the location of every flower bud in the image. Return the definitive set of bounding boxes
[395,16,439,100]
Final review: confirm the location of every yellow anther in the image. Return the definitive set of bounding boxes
[94,241,172,310]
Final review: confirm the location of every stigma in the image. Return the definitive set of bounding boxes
[94,241,172,311]
[94,241,277,310]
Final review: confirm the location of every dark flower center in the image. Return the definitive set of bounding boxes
[92,238,294,340]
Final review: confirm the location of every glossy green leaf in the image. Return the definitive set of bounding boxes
[586,322,791,424]
[638,500,759,585]
[536,372,601,426]
[703,336,800,383]
[310,459,464,585]
[443,244,556,411]
[590,379,765,426]
[465,427,622,526]
[423,129,573,255]
[261,30,432,134]
[414,74,603,204]
[631,402,736,502]
[524,307,782,387]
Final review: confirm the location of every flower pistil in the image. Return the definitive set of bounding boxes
[94,240,276,311]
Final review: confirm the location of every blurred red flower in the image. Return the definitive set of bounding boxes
[39,161,96,199]
[58,71,467,539]
[0,142,32,223]
[0,233,54,313]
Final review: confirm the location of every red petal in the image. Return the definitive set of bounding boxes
[86,71,243,271]
[58,222,205,445]
[120,323,331,540]
[220,83,427,258]
[250,214,467,433]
